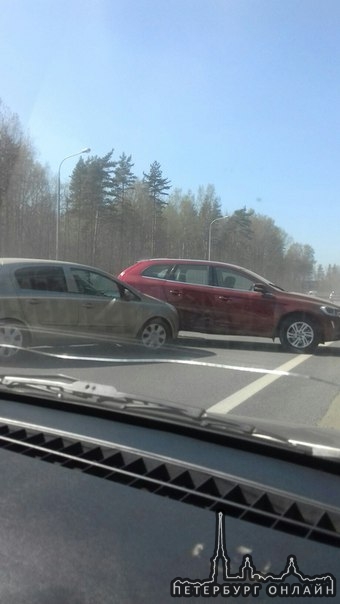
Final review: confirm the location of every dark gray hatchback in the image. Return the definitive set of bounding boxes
[0,258,179,358]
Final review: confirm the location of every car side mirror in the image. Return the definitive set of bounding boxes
[253,283,271,295]
[122,288,137,302]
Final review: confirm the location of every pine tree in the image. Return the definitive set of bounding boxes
[112,153,136,268]
[143,161,171,256]
[66,151,115,263]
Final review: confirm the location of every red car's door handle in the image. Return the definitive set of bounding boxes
[169,289,182,296]
[217,295,231,302]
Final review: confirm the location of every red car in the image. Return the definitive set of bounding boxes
[118,258,340,354]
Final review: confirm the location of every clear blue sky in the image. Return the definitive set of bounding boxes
[1,0,340,267]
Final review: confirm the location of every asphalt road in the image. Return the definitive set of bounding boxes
[2,331,340,431]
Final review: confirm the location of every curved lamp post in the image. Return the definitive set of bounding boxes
[208,215,228,261]
[56,147,91,260]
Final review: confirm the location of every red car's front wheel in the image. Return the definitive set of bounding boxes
[279,316,320,353]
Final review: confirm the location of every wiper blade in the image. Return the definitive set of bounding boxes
[205,412,340,460]
[0,374,202,419]
[1,374,339,461]
[0,374,292,441]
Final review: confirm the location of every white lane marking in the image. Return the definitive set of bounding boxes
[206,354,313,415]
[7,346,304,375]
[318,392,340,431]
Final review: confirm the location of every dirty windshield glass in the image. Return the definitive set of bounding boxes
[0,0,340,444]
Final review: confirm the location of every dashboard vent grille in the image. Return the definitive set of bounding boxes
[0,421,339,548]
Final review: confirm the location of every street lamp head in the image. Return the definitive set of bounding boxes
[81,147,91,153]
[208,215,229,261]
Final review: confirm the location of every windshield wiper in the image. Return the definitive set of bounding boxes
[0,374,203,419]
[0,373,339,461]
[205,412,340,460]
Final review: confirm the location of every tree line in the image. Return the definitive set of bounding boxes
[0,99,339,295]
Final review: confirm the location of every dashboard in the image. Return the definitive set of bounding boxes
[0,394,338,602]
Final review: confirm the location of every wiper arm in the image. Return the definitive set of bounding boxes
[0,374,127,399]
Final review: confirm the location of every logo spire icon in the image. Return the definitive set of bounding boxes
[209,512,229,582]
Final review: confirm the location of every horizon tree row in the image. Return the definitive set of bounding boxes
[0,98,339,294]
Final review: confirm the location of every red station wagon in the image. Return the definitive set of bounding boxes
[119,258,340,354]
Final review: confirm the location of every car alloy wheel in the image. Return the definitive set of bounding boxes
[140,319,169,349]
[279,316,319,353]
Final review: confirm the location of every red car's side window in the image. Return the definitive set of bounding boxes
[142,264,172,279]
[171,265,209,285]
[214,267,254,291]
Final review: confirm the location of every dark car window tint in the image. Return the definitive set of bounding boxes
[15,267,67,292]
[173,265,209,285]
[215,267,254,291]
[142,264,171,279]
[71,268,120,298]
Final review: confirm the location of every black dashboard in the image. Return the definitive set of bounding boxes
[0,394,338,603]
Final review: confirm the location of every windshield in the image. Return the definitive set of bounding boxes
[1,0,340,454]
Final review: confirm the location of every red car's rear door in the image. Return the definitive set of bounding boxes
[126,263,171,301]
[162,263,216,331]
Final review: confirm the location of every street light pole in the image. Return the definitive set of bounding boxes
[208,215,228,261]
[56,147,91,260]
